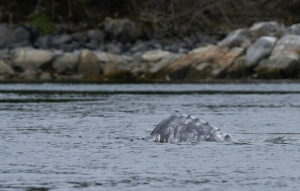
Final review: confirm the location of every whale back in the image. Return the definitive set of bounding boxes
[150,115,233,143]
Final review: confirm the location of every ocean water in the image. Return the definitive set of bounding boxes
[0,83,300,191]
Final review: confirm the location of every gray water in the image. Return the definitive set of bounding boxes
[1,83,300,191]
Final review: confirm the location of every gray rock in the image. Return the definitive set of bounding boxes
[53,52,80,73]
[148,53,182,74]
[130,41,148,53]
[142,50,171,62]
[104,17,142,43]
[93,51,114,62]
[246,36,277,68]
[211,47,245,78]
[88,29,104,42]
[36,34,80,51]
[63,41,81,52]
[103,62,132,76]
[163,44,179,52]
[0,24,31,48]
[192,62,211,74]
[227,56,249,78]
[19,70,37,80]
[52,34,73,46]
[11,26,31,47]
[218,28,251,48]
[105,43,123,54]
[286,23,300,35]
[0,24,10,48]
[72,31,88,43]
[35,35,52,49]
[256,56,300,78]
[78,49,101,78]
[249,21,284,41]
[255,35,300,78]
[0,60,14,76]
[84,40,100,50]
[271,35,300,57]
[99,53,133,76]
[12,48,54,70]
[0,49,12,61]
[148,40,162,50]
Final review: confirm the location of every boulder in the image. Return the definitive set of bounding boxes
[101,55,136,81]
[94,51,114,62]
[101,54,133,75]
[227,56,249,78]
[0,24,11,48]
[72,31,88,43]
[167,45,244,79]
[130,41,149,53]
[146,39,162,50]
[285,23,300,35]
[246,36,277,68]
[218,29,251,48]
[103,61,132,76]
[0,24,31,48]
[271,35,300,57]
[0,49,12,61]
[148,53,182,74]
[19,70,37,80]
[87,29,105,42]
[12,48,54,70]
[53,52,80,73]
[84,40,100,50]
[256,56,300,78]
[94,51,138,80]
[105,43,123,54]
[168,45,217,73]
[174,45,226,68]
[255,35,300,78]
[35,35,52,49]
[211,47,244,78]
[249,21,284,41]
[103,17,142,43]
[51,34,73,46]
[166,45,222,79]
[36,34,80,51]
[11,26,31,47]
[50,34,80,51]
[0,60,14,76]
[77,49,101,78]
[142,50,171,62]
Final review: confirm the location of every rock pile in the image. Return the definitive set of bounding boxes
[0,21,300,82]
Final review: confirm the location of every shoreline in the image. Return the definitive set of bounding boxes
[1,21,300,82]
[0,79,300,84]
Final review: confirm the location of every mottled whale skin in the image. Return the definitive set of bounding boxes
[150,115,236,143]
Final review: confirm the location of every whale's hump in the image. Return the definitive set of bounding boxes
[150,114,234,143]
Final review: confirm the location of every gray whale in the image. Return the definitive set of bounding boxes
[150,114,236,143]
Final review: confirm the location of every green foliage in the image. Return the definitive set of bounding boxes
[29,13,54,35]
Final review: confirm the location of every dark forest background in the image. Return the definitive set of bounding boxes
[1,0,300,38]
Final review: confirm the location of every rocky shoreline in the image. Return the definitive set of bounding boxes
[1,20,300,82]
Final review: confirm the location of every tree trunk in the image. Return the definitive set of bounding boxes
[33,0,43,15]
[67,0,72,18]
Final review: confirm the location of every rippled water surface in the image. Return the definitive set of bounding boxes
[1,83,300,191]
